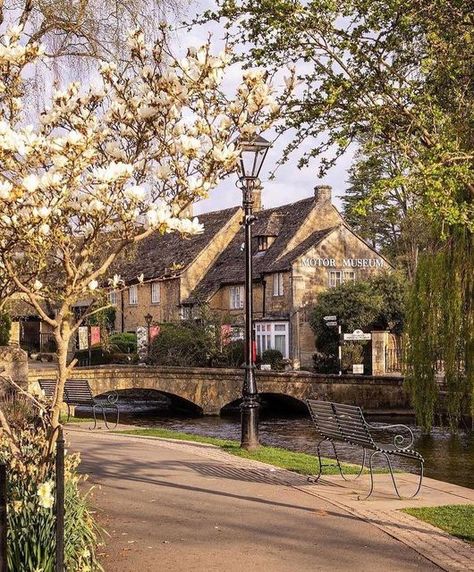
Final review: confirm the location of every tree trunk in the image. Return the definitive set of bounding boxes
[51,321,72,430]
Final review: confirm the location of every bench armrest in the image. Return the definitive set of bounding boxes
[107,391,119,405]
[366,422,415,451]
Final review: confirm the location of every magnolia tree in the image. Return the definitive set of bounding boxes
[0,22,291,432]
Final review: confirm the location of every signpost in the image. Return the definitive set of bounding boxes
[323,316,342,375]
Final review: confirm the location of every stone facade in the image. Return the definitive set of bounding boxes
[108,185,390,369]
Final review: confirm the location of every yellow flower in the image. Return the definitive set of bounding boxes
[37,481,54,509]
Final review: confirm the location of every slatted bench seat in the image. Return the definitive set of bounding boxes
[39,378,119,429]
[306,399,424,499]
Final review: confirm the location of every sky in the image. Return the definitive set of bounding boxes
[175,0,353,215]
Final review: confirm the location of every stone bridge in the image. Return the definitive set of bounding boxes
[31,365,409,415]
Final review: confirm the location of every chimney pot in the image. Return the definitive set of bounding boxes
[253,186,262,212]
[314,184,332,204]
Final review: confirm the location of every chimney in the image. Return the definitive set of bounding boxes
[253,186,262,212]
[314,184,332,205]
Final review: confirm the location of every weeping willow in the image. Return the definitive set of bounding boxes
[406,230,473,432]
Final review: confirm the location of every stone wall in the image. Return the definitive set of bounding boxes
[30,364,409,415]
[0,346,28,396]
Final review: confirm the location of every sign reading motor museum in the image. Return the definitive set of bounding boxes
[301,257,384,268]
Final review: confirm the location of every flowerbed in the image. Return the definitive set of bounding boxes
[0,397,102,571]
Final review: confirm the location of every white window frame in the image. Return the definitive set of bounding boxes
[229,285,244,310]
[273,272,284,296]
[328,270,342,288]
[329,270,357,288]
[108,290,117,306]
[255,321,289,359]
[343,270,356,283]
[151,281,161,304]
[129,284,138,305]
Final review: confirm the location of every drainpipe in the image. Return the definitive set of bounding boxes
[261,278,266,318]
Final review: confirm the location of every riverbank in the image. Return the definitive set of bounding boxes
[67,425,474,571]
[116,426,363,476]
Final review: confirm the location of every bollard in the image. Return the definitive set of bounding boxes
[0,463,7,572]
[55,428,65,572]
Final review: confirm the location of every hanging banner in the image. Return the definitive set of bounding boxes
[78,326,89,350]
[149,325,160,342]
[90,326,101,347]
[221,324,232,346]
[136,326,148,360]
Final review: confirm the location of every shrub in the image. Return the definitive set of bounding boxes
[0,420,102,571]
[109,332,137,353]
[0,311,11,345]
[217,340,244,368]
[74,347,110,366]
[261,349,284,370]
[312,352,338,374]
[149,322,211,367]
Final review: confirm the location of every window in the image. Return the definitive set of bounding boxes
[108,290,117,306]
[151,281,160,304]
[255,322,289,359]
[181,305,192,320]
[343,270,356,283]
[129,284,138,305]
[257,236,268,251]
[329,270,357,288]
[230,285,244,309]
[273,272,284,296]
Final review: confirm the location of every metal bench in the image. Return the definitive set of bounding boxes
[38,378,119,429]
[306,399,424,499]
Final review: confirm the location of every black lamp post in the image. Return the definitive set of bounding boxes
[236,134,271,450]
[144,313,153,360]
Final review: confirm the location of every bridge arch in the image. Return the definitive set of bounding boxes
[94,387,203,415]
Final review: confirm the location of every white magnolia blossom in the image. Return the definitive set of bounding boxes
[0,22,287,427]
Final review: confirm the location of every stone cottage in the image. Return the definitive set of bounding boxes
[114,185,391,368]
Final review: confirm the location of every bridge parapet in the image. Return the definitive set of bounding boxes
[30,365,408,415]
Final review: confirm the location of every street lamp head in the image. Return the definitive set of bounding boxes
[237,134,271,180]
[144,313,153,327]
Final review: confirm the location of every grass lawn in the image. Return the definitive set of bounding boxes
[402,505,474,543]
[116,427,363,476]
[60,415,96,424]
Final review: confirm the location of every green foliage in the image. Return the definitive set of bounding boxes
[261,349,284,370]
[406,233,472,432]
[88,306,116,331]
[202,0,473,230]
[310,281,381,357]
[0,311,11,345]
[309,274,405,373]
[343,144,430,279]
[109,332,137,353]
[219,339,244,368]
[149,322,214,367]
[0,410,102,571]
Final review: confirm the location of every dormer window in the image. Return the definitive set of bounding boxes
[257,236,269,252]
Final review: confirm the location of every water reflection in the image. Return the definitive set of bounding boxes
[84,399,474,489]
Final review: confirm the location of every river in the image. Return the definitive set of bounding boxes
[87,398,474,490]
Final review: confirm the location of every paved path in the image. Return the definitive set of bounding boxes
[67,428,450,572]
